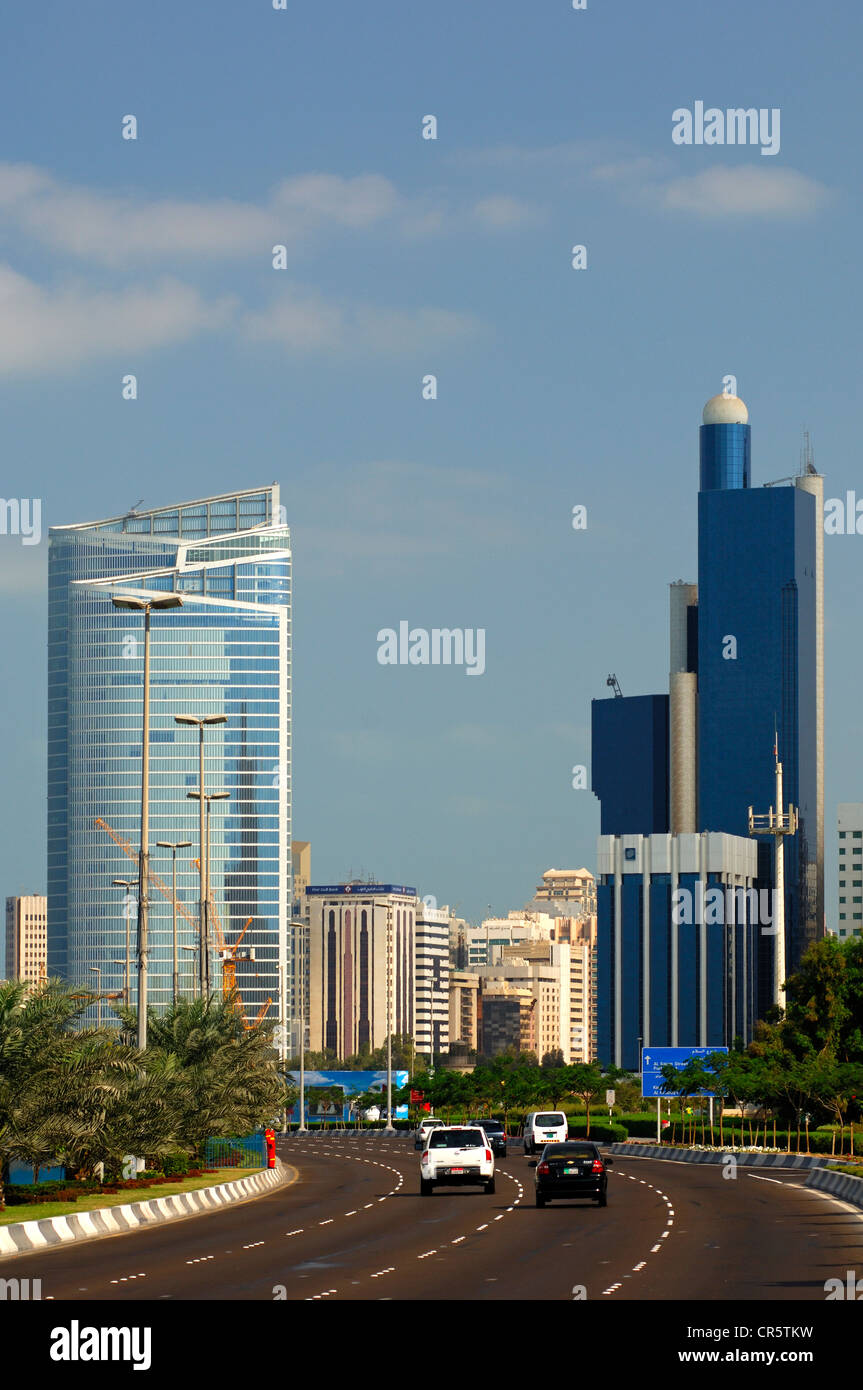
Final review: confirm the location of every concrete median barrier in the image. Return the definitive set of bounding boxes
[0,1160,296,1258]
[608,1142,826,1169]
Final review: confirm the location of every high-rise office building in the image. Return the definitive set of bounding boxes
[5,894,47,986]
[834,804,863,938]
[47,487,292,1024]
[307,883,418,1054]
[696,395,823,988]
[592,392,824,1050]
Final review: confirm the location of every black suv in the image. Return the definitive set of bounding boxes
[468,1118,507,1157]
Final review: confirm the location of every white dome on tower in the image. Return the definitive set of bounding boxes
[702,393,749,425]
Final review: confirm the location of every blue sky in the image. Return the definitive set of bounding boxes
[0,0,860,933]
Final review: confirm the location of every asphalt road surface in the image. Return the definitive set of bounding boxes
[5,1136,863,1301]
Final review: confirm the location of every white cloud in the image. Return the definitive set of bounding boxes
[658,166,830,218]
[0,164,403,264]
[0,265,233,373]
[471,195,541,228]
[241,286,480,355]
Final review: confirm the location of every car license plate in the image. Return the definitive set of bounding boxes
[563,1166,577,1174]
[450,1167,465,1174]
[544,1132,554,1138]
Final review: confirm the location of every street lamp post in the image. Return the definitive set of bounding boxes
[112,593,183,1051]
[375,899,395,1136]
[89,967,102,1029]
[291,919,308,1134]
[174,714,228,998]
[156,841,193,1004]
[112,878,137,1008]
[186,789,229,998]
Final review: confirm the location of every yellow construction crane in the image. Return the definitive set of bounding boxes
[95,818,270,1029]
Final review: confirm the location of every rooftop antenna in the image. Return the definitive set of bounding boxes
[801,429,817,475]
[606,673,623,698]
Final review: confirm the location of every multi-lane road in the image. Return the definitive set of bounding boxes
[5,1135,863,1302]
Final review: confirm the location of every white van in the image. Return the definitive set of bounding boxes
[522,1111,568,1155]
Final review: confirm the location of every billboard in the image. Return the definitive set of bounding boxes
[286,1069,409,1122]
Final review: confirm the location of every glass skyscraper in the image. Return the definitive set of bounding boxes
[592,391,824,1059]
[47,486,291,1026]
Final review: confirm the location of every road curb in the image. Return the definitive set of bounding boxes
[608,1142,826,1169]
[0,1160,296,1258]
[805,1165,863,1208]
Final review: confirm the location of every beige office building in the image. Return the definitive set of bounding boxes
[479,945,570,1061]
[5,895,47,986]
[449,970,480,1052]
[308,883,418,1055]
[532,867,596,917]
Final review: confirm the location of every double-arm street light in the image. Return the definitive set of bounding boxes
[174,714,228,998]
[112,593,184,1051]
[155,840,193,1003]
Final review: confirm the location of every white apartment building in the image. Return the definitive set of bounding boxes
[414,902,451,1059]
[835,804,863,938]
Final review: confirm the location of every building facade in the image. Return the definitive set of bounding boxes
[5,894,47,986]
[47,486,292,1025]
[591,392,824,1045]
[531,867,597,917]
[552,914,598,1062]
[596,831,760,1070]
[465,910,556,968]
[414,902,451,1060]
[448,969,480,1052]
[834,804,863,937]
[307,884,418,1055]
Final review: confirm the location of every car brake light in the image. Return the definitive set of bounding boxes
[537,1162,549,1175]
[485,1149,492,1161]
[592,1159,604,1173]
[421,1152,429,1164]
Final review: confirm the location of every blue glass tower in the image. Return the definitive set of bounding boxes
[47,487,292,1025]
[697,394,821,989]
[591,391,824,1057]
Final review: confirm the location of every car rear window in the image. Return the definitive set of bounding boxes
[536,1114,566,1127]
[543,1143,597,1158]
[429,1129,485,1149]
[472,1120,503,1131]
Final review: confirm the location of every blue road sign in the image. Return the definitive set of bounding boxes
[641,1046,728,1099]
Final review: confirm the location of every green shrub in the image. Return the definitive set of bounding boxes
[160,1153,189,1178]
[567,1120,628,1143]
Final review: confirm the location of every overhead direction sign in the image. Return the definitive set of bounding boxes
[641,1046,728,1099]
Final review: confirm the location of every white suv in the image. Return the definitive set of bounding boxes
[420,1125,496,1195]
[414,1116,446,1149]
